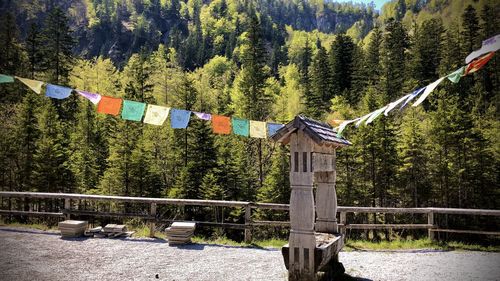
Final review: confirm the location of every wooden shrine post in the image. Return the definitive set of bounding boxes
[288,130,316,280]
[270,115,351,281]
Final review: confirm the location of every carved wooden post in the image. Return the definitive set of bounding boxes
[271,115,351,280]
[288,130,316,280]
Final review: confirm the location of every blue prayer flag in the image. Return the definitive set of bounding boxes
[267,123,284,137]
[45,84,73,99]
[170,109,191,129]
[400,87,425,110]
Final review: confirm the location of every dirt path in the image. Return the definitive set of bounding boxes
[0,226,499,281]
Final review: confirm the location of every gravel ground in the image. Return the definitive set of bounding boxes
[0,226,499,281]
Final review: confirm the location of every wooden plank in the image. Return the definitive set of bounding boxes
[0,191,249,207]
[346,224,433,230]
[0,210,64,217]
[1,191,499,216]
[252,220,290,226]
[430,229,500,236]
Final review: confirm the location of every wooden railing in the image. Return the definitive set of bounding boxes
[1,191,499,242]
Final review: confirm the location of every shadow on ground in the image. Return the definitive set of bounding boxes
[0,227,59,236]
[318,273,372,281]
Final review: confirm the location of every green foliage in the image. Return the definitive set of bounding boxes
[0,1,499,243]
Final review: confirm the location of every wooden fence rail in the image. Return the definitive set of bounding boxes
[1,191,499,242]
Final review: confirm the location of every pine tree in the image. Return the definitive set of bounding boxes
[365,27,382,84]
[26,22,44,79]
[309,41,330,118]
[410,19,444,86]
[42,7,76,84]
[382,18,408,103]
[0,12,26,77]
[461,5,481,55]
[31,100,73,195]
[329,33,355,103]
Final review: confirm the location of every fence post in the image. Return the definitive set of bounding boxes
[340,211,347,237]
[64,198,71,220]
[428,211,435,241]
[150,203,157,238]
[244,203,252,243]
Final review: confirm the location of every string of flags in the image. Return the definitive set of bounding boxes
[0,74,285,139]
[332,33,499,137]
[1,34,498,140]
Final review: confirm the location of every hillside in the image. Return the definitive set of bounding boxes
[0,0,498,242]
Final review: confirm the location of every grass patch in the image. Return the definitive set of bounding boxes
[345,238,500,252]
[0,221,56,231]
[1,221,497,252]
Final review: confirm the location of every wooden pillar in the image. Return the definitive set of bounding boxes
[428,211,434,241]
[64,198,71,220]
[150,203,157,238]
[288,131,316,281]
[314,148,338,233]
[244,204,252,243]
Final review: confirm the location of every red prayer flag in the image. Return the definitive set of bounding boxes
[211,115,231,134]
[97,96,122,116]
[464,52,495,75]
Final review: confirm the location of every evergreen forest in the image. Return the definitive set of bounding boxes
[0,0,498,241]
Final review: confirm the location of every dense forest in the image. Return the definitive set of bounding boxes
[0,0,498,240]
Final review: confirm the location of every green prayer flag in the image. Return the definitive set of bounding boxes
[121,100,146,121]
[0,74,14,83]
[232,117,249,136]
[447,66,465,83]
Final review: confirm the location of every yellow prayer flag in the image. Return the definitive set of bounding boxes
[143,104,170,125]
[249,120,267,138]
[16,77,44,94]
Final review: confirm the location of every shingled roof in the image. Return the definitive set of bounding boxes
[269,115,351,146]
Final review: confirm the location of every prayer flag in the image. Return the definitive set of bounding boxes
[211,115,231,134]
[194,112,211,121]
[267,123,285,137]
[76,90,101,105]
[446,66,465,83]
[400,87,425,110]
[466,34,500,64]
[384,94,411,116]
[336,118,359,137]
[17,77,44,94]
[249,121,267,138]
[366,106,388,124]
[329,119,344,126]
[464,52,495,75]
[170,109,191,129]
[232,117,249,137]
[412,77,445,107]
[143,105,170,125]
[0,74,14,83]
[97,96,122,116]
[355,112,373,127]
[45,84,73,99]
[121,100,146,121]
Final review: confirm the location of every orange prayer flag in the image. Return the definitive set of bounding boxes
[464,52,495,75]
[329,119,344,126]
[97,96,122,116]
[211,115,231,134]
